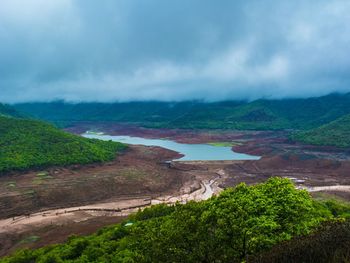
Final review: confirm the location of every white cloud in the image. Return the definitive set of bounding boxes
[0,0,349,102]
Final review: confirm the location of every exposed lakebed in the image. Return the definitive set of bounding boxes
[83,133,260,161]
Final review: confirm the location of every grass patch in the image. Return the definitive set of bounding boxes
[19,235,40,244]
[313,193,350,218]
[36,171,48,177]
[6,181,17,190]
[33,171,53,184]
[36,171,53,179]
[207,141,241,147]
[23,189,36,196]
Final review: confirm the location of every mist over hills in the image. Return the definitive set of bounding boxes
[2,1,350,261]
[0,103,24,118]
[0,104,125,174]
[1,1,350,103]
[13,92,350,131]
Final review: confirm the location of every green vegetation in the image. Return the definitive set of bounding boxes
[292,114,350,148]
[251,220,350,263]
[207,141,239,147]
[3,178,349,263]
[19,236,40,245]
[6,181,16,189]
[0,116,126,173]
[32,171,53,184]
[14,93,350,130]
[13,94,350,148]
[0,103,24,118]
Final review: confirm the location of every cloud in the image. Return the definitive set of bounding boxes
[0,0,349,103]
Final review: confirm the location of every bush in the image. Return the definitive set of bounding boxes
[1,178,337,263]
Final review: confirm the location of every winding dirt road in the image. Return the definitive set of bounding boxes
[0,176,222,235]
[306,185,350,192]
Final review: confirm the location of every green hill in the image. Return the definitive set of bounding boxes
[252,219,350,263]
[0,116,126,173]
[292,114,350,148]
[2,178,349,263]
[14,93,350,130]
[0,103,24,118]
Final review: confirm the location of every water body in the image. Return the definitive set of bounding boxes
[83,134,260,161]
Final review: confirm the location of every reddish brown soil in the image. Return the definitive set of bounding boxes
[2,123,350,257]
[0,145,187,219]
[66,122,350,191]
[0,216,127,257]
[220,154,350,188]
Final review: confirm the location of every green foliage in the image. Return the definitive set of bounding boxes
[0,103,24,118]
[207,142,237,147]
[0,116,126,173]
[317,198,350,218]
[292,114,350,147]
[19,236,40,244]
[1,178,337,263]
[251,219,350,263]
[14,93,350,130]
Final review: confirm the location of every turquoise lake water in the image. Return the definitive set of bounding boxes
[83,134,261,161]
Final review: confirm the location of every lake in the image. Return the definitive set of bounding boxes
[83,133,261,161]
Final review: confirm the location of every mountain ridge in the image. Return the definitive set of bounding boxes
[0,115,126,174]
[13,93,350,131]
[292,113,350,148]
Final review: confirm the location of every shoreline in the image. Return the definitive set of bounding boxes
[2,125,350,256]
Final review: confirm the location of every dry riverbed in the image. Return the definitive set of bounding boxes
[2,126,350,256]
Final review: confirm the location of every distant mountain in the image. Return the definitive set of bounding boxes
[0,116,126,174]
[292,114,350,148]
[0,103,24,118]
[14,93,350,130]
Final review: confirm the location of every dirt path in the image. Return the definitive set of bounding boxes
[4,126,350,256]
[0,198,150,234]
[0,175,222,236]
[7,178,350,236]
[151,177,221,205]
[306,185,350,192]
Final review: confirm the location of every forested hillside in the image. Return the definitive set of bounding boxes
[2,178,349,263]
[14,93,350,130]
[253,220,350,263]
[0,116,126,173]
[0,103,24,118]
[292,114,350,148]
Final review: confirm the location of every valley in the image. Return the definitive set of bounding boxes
[2,2,350,260]
[2,124,350,256]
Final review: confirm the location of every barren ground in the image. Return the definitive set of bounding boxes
[1,123,350,257]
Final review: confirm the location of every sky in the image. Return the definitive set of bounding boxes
[0,0,350,103]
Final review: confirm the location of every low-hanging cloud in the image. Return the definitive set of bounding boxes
[0,0,349,103]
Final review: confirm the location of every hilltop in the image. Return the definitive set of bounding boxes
[0,103,24,118]
[0,116,126,174]
[292,114,350,148]
[14,93,350,130]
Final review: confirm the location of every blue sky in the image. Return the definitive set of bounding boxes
[0,0,350,102]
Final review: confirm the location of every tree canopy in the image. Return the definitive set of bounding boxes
[2,178,341,263]
[292,114,350,148]
[0,116,126,173]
